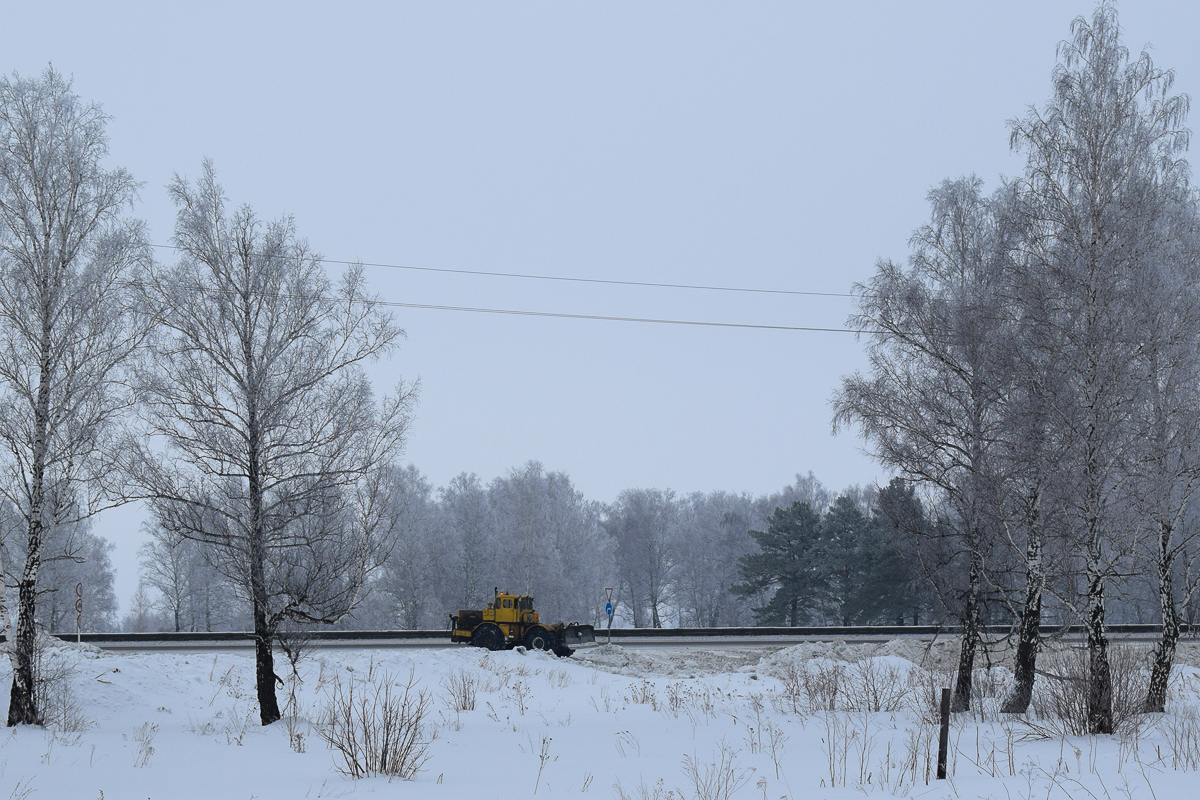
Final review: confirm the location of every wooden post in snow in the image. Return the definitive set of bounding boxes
[937,687,950,779]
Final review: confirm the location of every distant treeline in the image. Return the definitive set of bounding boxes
[16,463,1152,635]
[124,464,934,633]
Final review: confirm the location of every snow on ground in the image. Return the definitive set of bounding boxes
[0,637,1198,798]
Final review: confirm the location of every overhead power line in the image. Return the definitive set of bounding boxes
[148,243,856,299]
[373,300,860,333]
[119,277,858,333]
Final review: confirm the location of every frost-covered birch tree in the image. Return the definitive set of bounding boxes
[1123,202,1200,713]
[672,491,756,627]
[138,525,195,633]
[833,176,1012,713]
[604,488,676,628]
[1007,3,1191,732]
[440,473,493,609]
[985,216,1075,714]
[32,524,118,633]
[130,162,415,725]
[0,68,147,725]
[992,371,1061,712]
[488,463,605,624]
[139,523,240,632]
[376,464,442,628]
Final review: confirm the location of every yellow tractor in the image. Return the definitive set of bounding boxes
[450,589,595,657]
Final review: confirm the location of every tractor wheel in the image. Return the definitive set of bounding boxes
[523,626,555,652]
[471,623,505,651]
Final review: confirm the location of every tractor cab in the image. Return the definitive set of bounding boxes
[486,591,538,625]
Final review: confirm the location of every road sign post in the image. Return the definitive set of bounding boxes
[75,582,83,644]
[604,587,615,645]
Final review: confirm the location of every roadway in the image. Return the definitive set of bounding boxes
[43,624,1189,653]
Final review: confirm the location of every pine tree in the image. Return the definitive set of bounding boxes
[733,502,822,626]
[863,479,932,625]
[817,495,873,625]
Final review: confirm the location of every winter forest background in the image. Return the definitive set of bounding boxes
[42,457,1200,639]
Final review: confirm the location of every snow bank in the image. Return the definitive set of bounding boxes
[574,642,768,677]
[0,639,1193,798]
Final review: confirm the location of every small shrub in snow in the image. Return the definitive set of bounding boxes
[841,659,907,712]
[509,680,530,715]
[884,712,939,792]
[614,777,681,796]
[282,711,308,754]
[764,719,788,779]
[276,625,315,754]
[908,664,957,718]
[971,665,1010,712]
[613,777,680,800]
[818,709,853,787]
[740,693,770,756]
[35,643,92,732]
[772,662,805,715]
[1026,644,1146,737]
[317,667,431,780]
[1160,703,1200,770]
[534,734,555,794]
[665,682,715,720]
[187,700,254,744]
[7,778,34,800]
[132,722,158,768]
[614,730,641,758]
[804,661,843,711]
[441,668,478,712]
[624,679,659,710]
[681,741,752,800]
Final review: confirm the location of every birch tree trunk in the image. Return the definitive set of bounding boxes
[1001,524,1043,714]
[1145,521,1180,713]
[951,547,983,713]
[9,357,51,725]
[1084,556,1113,733]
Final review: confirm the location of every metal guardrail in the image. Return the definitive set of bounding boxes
[25,622,1193,645]
[603,623,1195,637]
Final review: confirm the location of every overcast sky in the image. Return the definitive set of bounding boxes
[4,1,1199,612]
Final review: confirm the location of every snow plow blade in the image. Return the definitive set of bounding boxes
[560,624,596,649]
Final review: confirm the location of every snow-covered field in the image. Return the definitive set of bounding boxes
[2,637,1200,799]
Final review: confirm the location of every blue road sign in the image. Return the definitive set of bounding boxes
[605,602,613,617]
